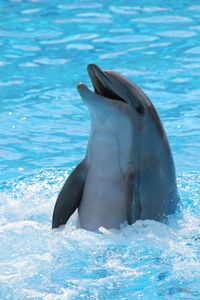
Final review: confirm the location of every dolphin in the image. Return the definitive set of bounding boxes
[52,64,179,231]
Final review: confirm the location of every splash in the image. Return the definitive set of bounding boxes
[0,170,199,299]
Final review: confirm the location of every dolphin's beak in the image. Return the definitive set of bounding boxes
[87,64,125,103]
[87,64,106,95]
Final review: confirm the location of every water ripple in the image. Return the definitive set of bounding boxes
[12,44,41,51]
[157,30,196,38]
[188,5,200,10]
[34,58,69,65]
[131,15,192,23]
[21,8,41,15]
[109,6,138,15]
[55,17,112,24]
[185,47,200,54]
[66,44,94,50]
[109,5,170,14]
[0,29,62,39]
[94,35,158,43]
[58,3,102,10]
[40,33,98,44]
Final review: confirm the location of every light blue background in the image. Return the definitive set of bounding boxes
[0,0,199,299]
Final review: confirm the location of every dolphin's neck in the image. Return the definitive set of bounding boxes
[87,131,121,176]
[86,115,135,173]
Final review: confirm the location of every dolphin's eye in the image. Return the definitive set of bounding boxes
[135,105,145,114]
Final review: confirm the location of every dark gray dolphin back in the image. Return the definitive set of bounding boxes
[100,68,179,221]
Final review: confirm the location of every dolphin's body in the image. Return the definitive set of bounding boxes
[52,64,179,231]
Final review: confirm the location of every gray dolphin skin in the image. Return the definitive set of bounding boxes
[52,64,179,231]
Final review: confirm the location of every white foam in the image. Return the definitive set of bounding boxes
[0,171,199,298]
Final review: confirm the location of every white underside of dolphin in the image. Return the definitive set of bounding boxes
[52,64,179,231]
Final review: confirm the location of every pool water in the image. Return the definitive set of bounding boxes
[0,0,200,299]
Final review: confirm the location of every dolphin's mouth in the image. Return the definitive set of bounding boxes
[87,64,126,103]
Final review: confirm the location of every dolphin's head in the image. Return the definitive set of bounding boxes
[77,64,148,118]
[77,64,163,135]
[89,64,149,113]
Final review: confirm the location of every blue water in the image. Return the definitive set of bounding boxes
[0,0,200,299]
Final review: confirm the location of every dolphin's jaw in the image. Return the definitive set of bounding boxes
[87,64,126,103]
[87,64,148,116]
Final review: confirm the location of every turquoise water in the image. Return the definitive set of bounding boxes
[0,0,200,299]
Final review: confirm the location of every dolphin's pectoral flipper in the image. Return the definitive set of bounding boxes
[52,159,87,229]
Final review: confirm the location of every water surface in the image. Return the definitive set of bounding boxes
[0,0,199,299]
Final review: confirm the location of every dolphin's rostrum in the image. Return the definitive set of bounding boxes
[52,64,179,231]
